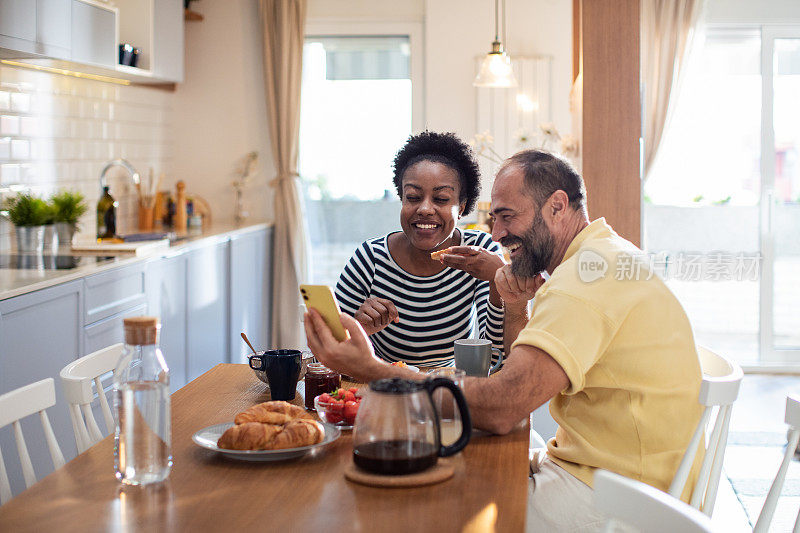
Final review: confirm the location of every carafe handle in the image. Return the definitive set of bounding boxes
[425,378,472,457]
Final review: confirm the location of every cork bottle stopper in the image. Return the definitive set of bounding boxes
[124,316,160,345]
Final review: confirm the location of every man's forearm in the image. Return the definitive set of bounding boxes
[503,301,530,356]
[463,344,568,435]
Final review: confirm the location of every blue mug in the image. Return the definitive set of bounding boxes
[248,349,302,401]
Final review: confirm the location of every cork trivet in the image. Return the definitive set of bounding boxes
[344,458,454,488]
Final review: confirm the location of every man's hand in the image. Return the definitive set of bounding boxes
[494,265,545,310]
[354,297,399,335]
[304,309,421,383]
[305,309,382,381]
[440,245,505,281]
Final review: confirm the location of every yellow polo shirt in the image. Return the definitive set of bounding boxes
[512,218,703,501]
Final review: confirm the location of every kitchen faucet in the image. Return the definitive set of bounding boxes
[100,158,140,190]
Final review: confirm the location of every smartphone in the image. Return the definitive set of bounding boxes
[299,284,348,342]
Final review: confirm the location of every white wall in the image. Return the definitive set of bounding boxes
[308,0,574,142]
[425,0,573,143]
[706,0,800,24]
[171,0,274,225]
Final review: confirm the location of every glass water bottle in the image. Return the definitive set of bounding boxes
[114,317,172,485]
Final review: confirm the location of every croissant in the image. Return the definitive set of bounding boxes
[269,419,325,450]
[234,401,312,425]
[217,422,282,450]
[217,419,324,450]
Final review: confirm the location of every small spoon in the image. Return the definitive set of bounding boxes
[241,332,257,354]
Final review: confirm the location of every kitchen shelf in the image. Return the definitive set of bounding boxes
[184,9,203,21]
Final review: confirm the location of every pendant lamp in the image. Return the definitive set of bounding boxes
[473,0,518,88]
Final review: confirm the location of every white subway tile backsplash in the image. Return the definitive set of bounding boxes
[1,115,20,135]
[11,140,30,160]
[10,92,31,112]
[0,64,173,243]
[0,164,21,184]
[19,116,38,136]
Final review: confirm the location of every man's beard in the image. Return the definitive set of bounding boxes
[506,211,555,278]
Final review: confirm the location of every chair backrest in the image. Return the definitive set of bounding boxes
[753,395,800,533]
[59,343,123,454]
[0,378,65,505]
[594,469,717,533]
[668,346,743,516]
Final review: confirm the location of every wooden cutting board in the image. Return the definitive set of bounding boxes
[71,239,170,256]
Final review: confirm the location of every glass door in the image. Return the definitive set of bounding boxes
[760,28,800,364]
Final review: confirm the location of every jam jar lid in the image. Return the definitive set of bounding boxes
[306,362,337,375]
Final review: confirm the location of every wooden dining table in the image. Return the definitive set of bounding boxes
[0,364,530,532]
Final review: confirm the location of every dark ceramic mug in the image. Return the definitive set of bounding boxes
[248,349,302,401]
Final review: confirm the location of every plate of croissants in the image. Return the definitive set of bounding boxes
[192,400,341,461]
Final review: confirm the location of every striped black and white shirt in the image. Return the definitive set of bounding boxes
[335,229,505,368]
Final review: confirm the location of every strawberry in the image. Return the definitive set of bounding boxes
[348,387,358,394]
[344,400,359,425]
[319,393,333,403]
[344,390,356,402]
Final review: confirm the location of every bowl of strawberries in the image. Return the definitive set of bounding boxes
[314,387,362,430]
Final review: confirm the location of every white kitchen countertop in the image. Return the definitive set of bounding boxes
[0,221,272,301]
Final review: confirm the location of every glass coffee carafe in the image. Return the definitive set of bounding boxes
[352,378,471,475]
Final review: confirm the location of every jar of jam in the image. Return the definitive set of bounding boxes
[304,363,341,410]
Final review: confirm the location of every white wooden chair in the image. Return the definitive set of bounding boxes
[668,346,743,516]
[0,378,65,505]
[59,343,123,454]
[594,469,717,533]
[753,394,800,533]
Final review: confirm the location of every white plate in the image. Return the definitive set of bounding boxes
[192,422,341,462]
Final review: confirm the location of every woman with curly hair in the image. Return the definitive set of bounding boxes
[335,131,506,368]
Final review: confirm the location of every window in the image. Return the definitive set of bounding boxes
[299,26,421,285]
[644,26,800,368]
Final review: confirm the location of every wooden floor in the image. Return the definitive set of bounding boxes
[712,374,800,532]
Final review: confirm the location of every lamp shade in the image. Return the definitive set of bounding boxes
[473,48,518,88]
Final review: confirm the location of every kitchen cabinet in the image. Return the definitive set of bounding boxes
[70,0,116,67]
[0,224,271,500]
[114,0,183,83]
[145,252,187,390]
[0,0,36,54]
[229,228,272,363]
[37,0,71,59]
[151,0,183,82]
[0,0,73,60]
[0,280,83,496]
[83,262,146,325]
[0,0,183,84]
[186,238,230,382]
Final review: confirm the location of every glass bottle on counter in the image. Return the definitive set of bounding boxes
[97,186,118,239]
[114,316,172,485]
[304,363,341,410]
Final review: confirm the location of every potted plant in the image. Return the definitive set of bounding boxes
[51,190,88,246]
[8,193,49,253]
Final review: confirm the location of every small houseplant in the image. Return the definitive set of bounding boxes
[51,190,88,246]
[8,193,49,252]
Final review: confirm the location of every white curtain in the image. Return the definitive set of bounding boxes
[258,0,309,349]
[641,0,705,181]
